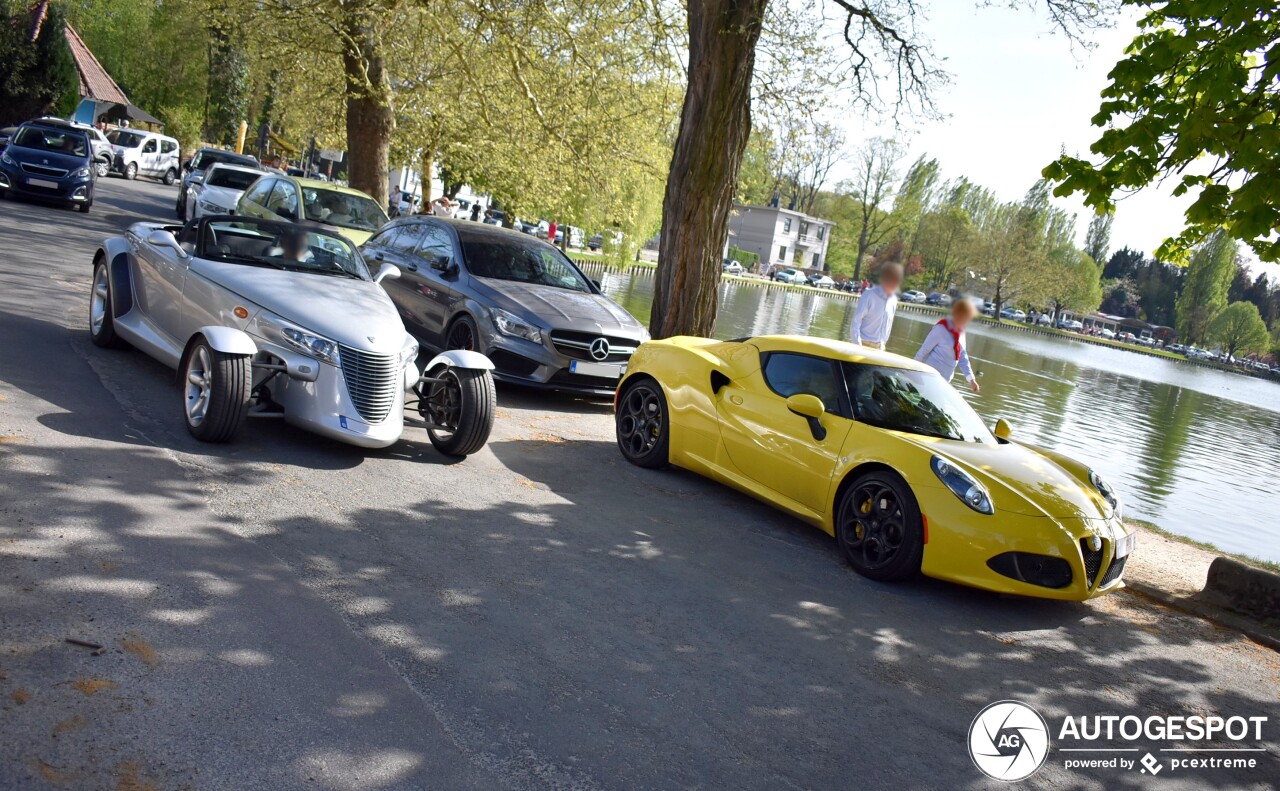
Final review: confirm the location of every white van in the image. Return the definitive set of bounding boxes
[106,129,181,184]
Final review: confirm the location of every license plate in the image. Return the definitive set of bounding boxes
[27,178,57,189]
[569,360,624,379]
[1114,532,1135,559]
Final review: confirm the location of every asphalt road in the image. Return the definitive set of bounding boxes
[0,179,1277,791]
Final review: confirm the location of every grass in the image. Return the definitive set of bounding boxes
[1127,518,1280,574]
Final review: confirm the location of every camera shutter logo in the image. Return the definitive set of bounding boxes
[968,700,1050,781]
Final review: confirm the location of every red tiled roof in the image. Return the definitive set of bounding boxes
[64,24,128,105]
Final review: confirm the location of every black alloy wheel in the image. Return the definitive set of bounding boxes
[835,471,923,582]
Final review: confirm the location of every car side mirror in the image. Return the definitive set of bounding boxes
[786,393,827,441]
[994,418,1013,441]
[374,262,401,284]
[591,279,602,290]
[431,256,457,276]
[146,229,187,258]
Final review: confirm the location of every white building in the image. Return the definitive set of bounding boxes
[726,204,835,273]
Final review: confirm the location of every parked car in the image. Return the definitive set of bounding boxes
[182,163,264,219]
[722,260,744,275]
[107,128,181,183]
[177,147,260,220]
[588,233,604,251]
[236,173,389,246]
[1000,308,1027,321]
[981,303,996,316]
[1166,343,1186,354]
[1098,328,1116,340]
[87,215,496,455]
[0,118,96,212]
[901,289,927,303]
[925,292,953,306]
[362,218,649,396]
[809,274,836,289]
[615,335,1133,600]
[484,209,507,227]
[837,280,861,293]
[1036,313,1053,326]
[772,268,806,284]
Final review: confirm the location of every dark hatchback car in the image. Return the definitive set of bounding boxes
[363,218,649,395]
[0,119,95,212]
[176,147,260,219]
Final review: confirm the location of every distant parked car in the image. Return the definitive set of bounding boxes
[981,303,996,316]
[182,163,263,219]
[1098,328,1116,340]
[925,292,952,306]
[901,289,927,303]
[722,260,744,275]
[1167,343,1186,354]
[999,308,1025,320]
[1036,313,1053,326]
[0,118,96,212]
[809,274,836,289]
[107,128,181,183]
[588,233,604,251]
[772,268,806,284]
[177,147,260,220]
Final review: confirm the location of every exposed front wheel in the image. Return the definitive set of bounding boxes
[163,168,177,186]
[89,261,126,348]
[835,471,923,582]
[95,160,109,178]
[183,339,251,443]
[445,315,479,352]
[421,366,495,457]
[615,378,669,468]
[77,201,91,214]
[125,162,137,180]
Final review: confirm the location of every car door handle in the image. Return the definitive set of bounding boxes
[406,263,418,272]
[729,395,743,405]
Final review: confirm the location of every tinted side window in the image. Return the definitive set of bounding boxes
[266,182,299,218]
[390,223,425,253]
[161,140,177,154]
[368,227,401,250]
[762,353,842,414]
[417,225,454,260]
[142,140,157,153]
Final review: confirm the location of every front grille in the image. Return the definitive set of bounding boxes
[1099,555,1128,587]
[338,345,399,423]
[19,162,67,178]
[1081,539,1105,587]
[550,330,637,363]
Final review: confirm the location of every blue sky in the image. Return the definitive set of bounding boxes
[831,3,1279,280]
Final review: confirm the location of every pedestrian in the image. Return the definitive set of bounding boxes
[848,263,902,349]
[389,184,403,217]
[429,196,454,217]
[547,220,558,245]
[470,202,482,222]
[915,298,981,392]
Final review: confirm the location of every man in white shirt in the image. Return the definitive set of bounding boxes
[848,263,902,349]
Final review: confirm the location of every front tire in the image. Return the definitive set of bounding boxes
[77,201,91,214]
[421,367,495,457]
[445,315,479,352]
[125,162,137,180]
[183,339,251,443]
[95,159,109,178]
[615,378,669,468]
[163,168,177,186]
[835,471,924,582]
[89,261,126,348]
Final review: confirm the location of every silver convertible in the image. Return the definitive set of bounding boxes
[88,216,496,456]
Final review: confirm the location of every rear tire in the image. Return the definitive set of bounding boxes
[422,367,495,457]
[163,168,176,186]
[125,162,137,180]
[89,261,126,349]
[835,471,923,582]
[182,339,251,443]
[95,160,109,178]
[615,378,670,468]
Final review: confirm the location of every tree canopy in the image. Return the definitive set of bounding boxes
[1209,301,1270,358]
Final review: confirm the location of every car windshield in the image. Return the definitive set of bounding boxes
[206,167,260,190]
[200,150,256,169]
[197,218,369,280]
[14,126,88,157]
[456,228,589,291]
[107,130,145,148]
[844,363,994,444]
[300,186,387,231]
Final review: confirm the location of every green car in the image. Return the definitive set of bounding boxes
[234,174,389,246]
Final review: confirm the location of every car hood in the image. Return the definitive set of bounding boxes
[196,185,244,208]
[8,144,88,169]
[899,434,1111,520]
[191,258,405,353]
[475,278,645,336]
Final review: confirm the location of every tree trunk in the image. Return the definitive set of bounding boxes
[650,0,767,338]
[340,8,394,208]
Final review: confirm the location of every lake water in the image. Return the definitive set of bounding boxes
[590,266,1280,564]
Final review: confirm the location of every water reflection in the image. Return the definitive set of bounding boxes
[589,265,1280,563]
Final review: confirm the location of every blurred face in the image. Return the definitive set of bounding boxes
[951,301,976,329]
[881,268,902,293]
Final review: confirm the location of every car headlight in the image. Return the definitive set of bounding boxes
[198,200,223,214]
[1089,470,1122,516]
[1,152,14,166]
[492,308,543,344]
[282,327,340,364]
[70,167,91,179]
[931,456,994,514]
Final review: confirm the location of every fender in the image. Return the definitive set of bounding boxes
[195,325,257,356]
[99,237,136,317]
[422,349,494,372]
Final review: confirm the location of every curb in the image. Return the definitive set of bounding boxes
[1203,557,1280,624]
[1125,579,1280,653]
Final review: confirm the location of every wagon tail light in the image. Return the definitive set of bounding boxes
[930,456,994,515]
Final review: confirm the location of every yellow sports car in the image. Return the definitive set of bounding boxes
[614,335,1134,600]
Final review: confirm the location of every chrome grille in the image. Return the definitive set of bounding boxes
[550,330,637,363]
[20,162,67,178]
[338,345,399,423]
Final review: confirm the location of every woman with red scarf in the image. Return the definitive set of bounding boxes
[914,299,980,392]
